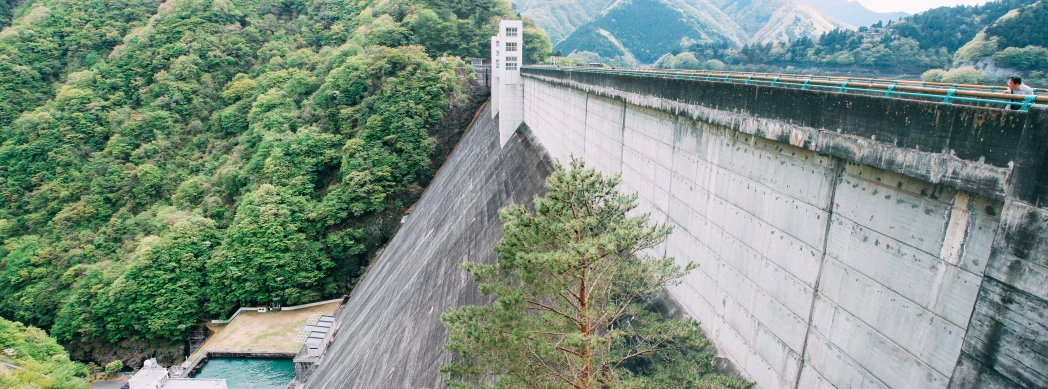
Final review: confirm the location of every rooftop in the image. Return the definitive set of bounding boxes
[128,359,228,389]
[200,302,339,354]
[163,379,228,389]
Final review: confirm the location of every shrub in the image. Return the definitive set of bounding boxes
[942,66,987,84]
[922,69,947,82]
[105,360,123,375]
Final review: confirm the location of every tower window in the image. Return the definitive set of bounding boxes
[506,42,517,52]
[506,27,518,37]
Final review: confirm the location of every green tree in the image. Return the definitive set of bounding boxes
[675,52,701,69]
[523,19,553,64]
[0,316,89,389]
[942,66,988,84]
[993,45,1048,70]
[206,184,333,315]
[440,159,749,389]
[922,69,947,82]
[104,360,123,375]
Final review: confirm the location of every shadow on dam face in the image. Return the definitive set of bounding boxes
[304,104,553,388]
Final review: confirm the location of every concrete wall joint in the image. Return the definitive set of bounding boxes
[794,158,847,389]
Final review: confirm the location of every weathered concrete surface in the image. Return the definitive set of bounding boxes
[522,68,1048,204]
[303,105,552,388]
[520,72,1046,389]
[303,69,1047,388]
[950,203,1048,388]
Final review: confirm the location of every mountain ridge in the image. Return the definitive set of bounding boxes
[553,0,849,63]
[795,0,908,27]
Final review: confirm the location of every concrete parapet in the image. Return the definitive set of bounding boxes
[520,71,1046,389]
[522,68,1048,205]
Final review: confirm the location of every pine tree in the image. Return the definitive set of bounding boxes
[440,159,750,389]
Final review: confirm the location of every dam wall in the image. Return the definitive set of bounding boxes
[303,104,553,388]
[520,68,1048,389]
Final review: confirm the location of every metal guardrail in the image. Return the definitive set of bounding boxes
[524,66,1048,112]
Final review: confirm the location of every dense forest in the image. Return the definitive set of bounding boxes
[0,0,551,365]
[655,0,1046,85]
[1,316,89,389]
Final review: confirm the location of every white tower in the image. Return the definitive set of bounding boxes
[490,35,500,119]
[491,20,524,146]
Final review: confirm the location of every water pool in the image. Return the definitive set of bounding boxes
[193,358,295,389]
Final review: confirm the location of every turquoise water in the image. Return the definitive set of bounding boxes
[194,358,295,389]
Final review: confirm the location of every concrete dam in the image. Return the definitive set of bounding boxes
[302,66,1048,388]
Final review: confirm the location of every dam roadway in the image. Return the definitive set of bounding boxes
[304,68,1048,389]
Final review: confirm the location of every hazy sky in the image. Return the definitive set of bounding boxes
[857,0,991,14]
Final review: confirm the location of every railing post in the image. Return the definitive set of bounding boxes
[772,77,779,87]
[944,89,956,104]
[802,79,810,90]
[1021,95,1036,112]
[885,85,895,98]
[839,81,848,93]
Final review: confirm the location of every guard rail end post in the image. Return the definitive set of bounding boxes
[1021,95,1036,112]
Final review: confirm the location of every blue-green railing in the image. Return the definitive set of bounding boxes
[523,66,1047,112]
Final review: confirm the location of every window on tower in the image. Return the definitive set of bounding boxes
[506,42,517,52]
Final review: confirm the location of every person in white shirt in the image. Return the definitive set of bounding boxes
[1004,75,1035,110]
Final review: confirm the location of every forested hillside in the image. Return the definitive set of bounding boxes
[0,0,24,28]
[656,0,1041,79]
[938,0,1048,85]
[0,0,551,363]
[0,316,88,389]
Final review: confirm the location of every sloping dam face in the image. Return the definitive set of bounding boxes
[307,69,1048,389]
[304,104,553,388]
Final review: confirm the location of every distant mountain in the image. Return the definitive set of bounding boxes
[649,0,1045,83]
[554,0,847,63]
[795,0,908,27]
[514,0,616,45]
[555,0,746,63]
[713,0,848,43]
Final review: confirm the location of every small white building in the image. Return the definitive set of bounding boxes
[490,20,524,146]
[129,359,228,389]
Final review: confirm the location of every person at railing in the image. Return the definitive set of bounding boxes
[1004,75,1035,110]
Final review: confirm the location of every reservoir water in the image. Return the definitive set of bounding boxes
[194,358,295,389]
